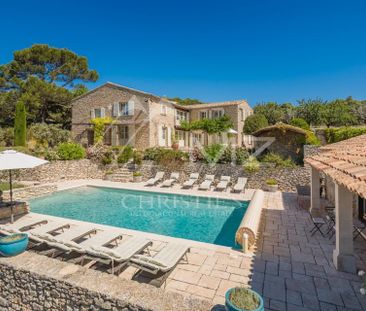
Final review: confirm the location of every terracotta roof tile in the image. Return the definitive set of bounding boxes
[305,134,366,199]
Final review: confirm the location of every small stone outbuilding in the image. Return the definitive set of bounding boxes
[252,123,310,162]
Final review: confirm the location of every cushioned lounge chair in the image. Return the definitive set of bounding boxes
[198,175,215,190]
[146,172,165,186]
[216,176,231,191]
[129,243,189,275]
[0,217,47,234]
[88,236,153,274]
[37,225,97,257]
[182,173,199,188]
[161,172,179,187]
[233,177,248,193]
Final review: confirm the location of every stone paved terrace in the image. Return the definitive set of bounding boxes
[155,191,366,310]
[2,181,366,310]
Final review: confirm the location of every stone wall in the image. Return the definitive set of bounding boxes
[139,160,310,192]
[0,159,104,183]
[303,145,321,159]
[2,184,57,201]
[0,252,211,311]
[0,202,29,219]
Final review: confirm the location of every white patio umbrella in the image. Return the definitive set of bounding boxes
[0,150,48,223]
[227,128,238,135]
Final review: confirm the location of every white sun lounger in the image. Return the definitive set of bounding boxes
[146,172,165,186]
[161,172,179,187]
[89,236,152,273]
[216,176,231,191]
[0,217,47,234]
[26,221,70,242]
[129,243,189,274]
[182,173,199,188]
[42,225,97,244]
[198,175,215,190]
[233,177,248,193]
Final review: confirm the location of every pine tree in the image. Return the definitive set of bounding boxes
[14,100,26,146]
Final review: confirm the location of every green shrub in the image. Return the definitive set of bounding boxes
[28,123,71,148]
[133,150,143,165]
[219,144,234,164]
[235,147,250,165]
[91,117,112,145]
[261,152,296,168]
[243,156,260,173]
[101,150,113,165]
[143,147,188,166]
[305,131,321,145]
[117,145,134,164]
[143,147,162,161]
[155,149,189,166]
[0,182,24,192]
[56,142,86,160]
[14,100,27,146]
[202,144,225,163]
[324,127,366,143]
[0,128,14,147]
[44,149,60,161]
[133,171,142,177]
[290,118,310,130]
[243,114,268,134]
[266,178,278,185]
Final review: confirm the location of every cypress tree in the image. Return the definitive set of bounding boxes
[14,100,27,146]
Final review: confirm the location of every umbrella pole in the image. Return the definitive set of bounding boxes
[9,170,14,224]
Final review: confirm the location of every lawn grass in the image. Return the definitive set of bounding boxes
[0,182,24,192]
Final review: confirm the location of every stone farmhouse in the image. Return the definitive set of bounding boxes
[71,82,253,150]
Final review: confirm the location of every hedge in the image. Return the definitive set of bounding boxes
[324,127,366,143]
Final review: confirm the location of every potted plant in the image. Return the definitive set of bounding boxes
[133,171,143,182]
[226,287,264,311]
[265,178,278,192]
[0,233,29,257]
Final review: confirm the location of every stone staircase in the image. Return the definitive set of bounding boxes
[106,167,133,182]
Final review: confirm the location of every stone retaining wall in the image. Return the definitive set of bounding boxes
[0,252,211,311]
[3,184,57,201]
[0,159,104,183]
[0,202,29,219]
[139,160,310,192]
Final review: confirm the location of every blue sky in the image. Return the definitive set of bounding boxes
[1,0,366,106]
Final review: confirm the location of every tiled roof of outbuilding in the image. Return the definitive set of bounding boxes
[305,134,366,199]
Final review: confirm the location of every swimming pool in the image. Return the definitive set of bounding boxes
[29,187,248,248]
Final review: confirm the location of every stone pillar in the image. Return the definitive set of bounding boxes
[333,184,356,273]
[310,166,321,215]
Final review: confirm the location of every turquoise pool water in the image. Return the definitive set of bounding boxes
[29,187,248,248]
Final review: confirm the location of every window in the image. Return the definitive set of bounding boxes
[119,103,129,116]
[176,130,185,141]
[162,127,166,140]
[120,126,129,141]
[211,109,224,119]
[161,105,168,115]
[193,133,202,145]
[199,111,207,119]
[94,108,102,118]
[240,109,245,121]
[176,110,188,121]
